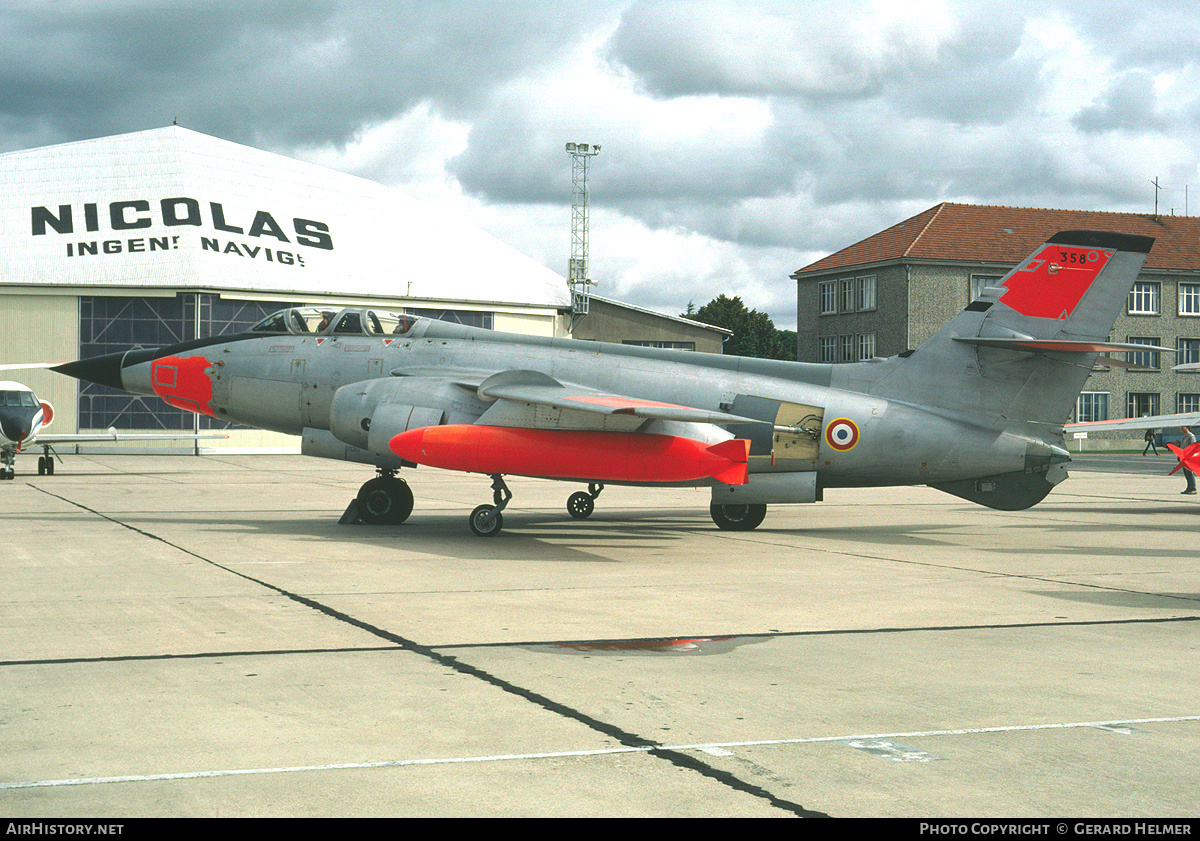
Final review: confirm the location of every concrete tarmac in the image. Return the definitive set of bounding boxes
[1,453,1197,818]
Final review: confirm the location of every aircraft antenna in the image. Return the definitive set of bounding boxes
[566,141,600,332]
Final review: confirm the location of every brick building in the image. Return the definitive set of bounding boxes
[792,203,1200,424]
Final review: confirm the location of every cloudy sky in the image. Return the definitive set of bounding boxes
[4,0,1200,330]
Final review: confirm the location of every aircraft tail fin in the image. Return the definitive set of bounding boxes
[870,230,1155,428]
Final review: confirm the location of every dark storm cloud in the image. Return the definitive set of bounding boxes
[0,0,599,152]
[5,0,1200,327]
[1074,71,1165,133]
[606,0,886,101]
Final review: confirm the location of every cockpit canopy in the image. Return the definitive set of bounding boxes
[2,389,39,407]
[251,307,421,337]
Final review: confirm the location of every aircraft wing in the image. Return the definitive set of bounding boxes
[1065,413,1200,433]
[34,430,228,445]
[474,369,761,428]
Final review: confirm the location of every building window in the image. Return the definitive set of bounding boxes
[858,333,876,360]
[839,278,854,313]
[839,334,854,362]
[1127,392,1160,419]
[406,308,493,329]
[621,340,695,350]
[1178,393,1200,414]
[857,276,876,311]
[819,336,836,363]
[78,294,296,430]
[1178,338,1200,365]
[970,274,1004,301]
[819,281,837,315]
[1128,282,1160,315]
[1075,392,1109,423]
[1127,337,1161,369]
[1180,283,1200,316]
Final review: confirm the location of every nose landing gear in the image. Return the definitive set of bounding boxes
[566,482,604,519]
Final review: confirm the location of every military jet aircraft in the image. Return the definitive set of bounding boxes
[0,379,225,479]
[50,230,1154,535]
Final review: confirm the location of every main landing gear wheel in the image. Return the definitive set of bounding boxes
[469,474,512,537]
[37,455,55,476]
[710,502,767,531]
[356,475,414,525]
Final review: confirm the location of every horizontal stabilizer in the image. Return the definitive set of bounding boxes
[953,337,1171,353]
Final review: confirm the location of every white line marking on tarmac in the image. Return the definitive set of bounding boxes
[4,715,1196,790]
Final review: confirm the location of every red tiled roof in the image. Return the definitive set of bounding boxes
[793,203,1200,276]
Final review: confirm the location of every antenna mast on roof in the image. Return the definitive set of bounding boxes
[1151,176,1161,218]
[566,141,600,332]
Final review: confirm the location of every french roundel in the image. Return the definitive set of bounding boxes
[824,418,859,452]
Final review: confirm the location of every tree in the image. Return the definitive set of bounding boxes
[686,294,795,360]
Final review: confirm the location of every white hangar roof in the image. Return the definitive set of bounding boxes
[0,126,570,310]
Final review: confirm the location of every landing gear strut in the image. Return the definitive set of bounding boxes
[566,483,604,519]
[354,470,414,525]
[37,446,57,476]
[469,474,512,537]
[1,450,14,480]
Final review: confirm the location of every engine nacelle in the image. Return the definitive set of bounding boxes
[329,377,487,456]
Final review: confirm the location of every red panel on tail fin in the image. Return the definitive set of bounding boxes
[999,244,1112,320]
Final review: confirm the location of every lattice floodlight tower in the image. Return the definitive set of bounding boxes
[565,142,599,330]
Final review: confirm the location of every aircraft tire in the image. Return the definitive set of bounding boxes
[469,504,503,537]
[46,458,54,475]
[566,491,595,519]
[710,502,767,531]
[356,476,414,525]
[38,457,47,476]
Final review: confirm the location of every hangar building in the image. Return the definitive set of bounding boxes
[0,126,573,449]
